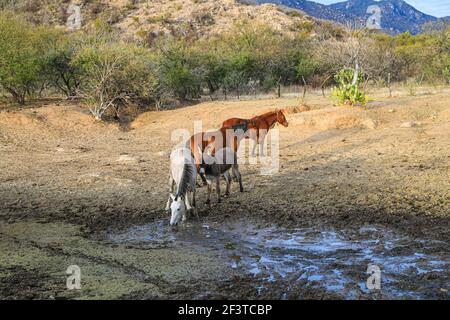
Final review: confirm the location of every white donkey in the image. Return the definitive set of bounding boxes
[165,147,197,226]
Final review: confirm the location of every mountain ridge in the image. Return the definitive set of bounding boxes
[253,0,446,34]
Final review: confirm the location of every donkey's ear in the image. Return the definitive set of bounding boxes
[170,193,175,200]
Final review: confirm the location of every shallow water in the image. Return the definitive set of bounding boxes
[108,220,449,299]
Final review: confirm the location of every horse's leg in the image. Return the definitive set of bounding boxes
[216,176,221,203]
[165,196,171,211]
[248,128,258,157]
[233,164,244,192]
[192,139,207,186]
[185,193,192,212]
[259,132,267,157]
[199,171,208,186]
[182,195,189,223]
[165,176,174,211]
[196,176,203,188]
[195,164,208,187]
[192,190,198,218]
[206,180,212,205]
[231,169,238,182]
[251,132,259,157]
[251,140,257,157]
[224,171,231,196]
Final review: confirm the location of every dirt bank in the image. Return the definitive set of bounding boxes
[0,89,449,299]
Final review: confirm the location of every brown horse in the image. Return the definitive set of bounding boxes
[187,126,246,187]
[222,110,289,156]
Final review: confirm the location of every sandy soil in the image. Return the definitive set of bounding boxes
[0,88,449,299]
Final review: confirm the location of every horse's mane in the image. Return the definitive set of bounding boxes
[176,162,195,199]
[255,110,283,129]
[254,110,278,119]
[171,147,196,199]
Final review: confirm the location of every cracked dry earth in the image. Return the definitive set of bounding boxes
[0,88,449,299]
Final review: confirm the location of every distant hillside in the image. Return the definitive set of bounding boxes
[330,0,437,34]
[254,0,440,34]
[425,16,450,32]
[0,0,332,40]
[250,0,358,24]
[2,0,447,37]
[116,0,317,40]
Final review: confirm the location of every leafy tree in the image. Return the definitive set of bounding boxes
[41,32,83,98]
[222,51,259,99]
[74,21,155,120]
[218,22,272,97]
[264,37,311,96]
[296,56,318,82]
[191,46,227,100]
[157,40,202,102]
[0,14,44,104]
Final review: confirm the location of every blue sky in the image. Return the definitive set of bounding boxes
[314,0,450,17]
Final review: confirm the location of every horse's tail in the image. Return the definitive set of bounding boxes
[187,134,204,170]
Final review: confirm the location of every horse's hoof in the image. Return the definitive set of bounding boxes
[240,188,244,193]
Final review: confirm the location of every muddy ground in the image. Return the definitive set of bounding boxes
[0,87,449,299]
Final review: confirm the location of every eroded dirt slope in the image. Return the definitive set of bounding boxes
[0,89,449,299]
[1,91,449,233]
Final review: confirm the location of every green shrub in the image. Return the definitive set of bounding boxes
[444,65,450,84]
[405,78,418,96]
[332,68,368,107]
[0,14,45,104]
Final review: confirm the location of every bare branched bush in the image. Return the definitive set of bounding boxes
[74,21,156,120]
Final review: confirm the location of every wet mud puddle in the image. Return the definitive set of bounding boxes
[108,220,449,299]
